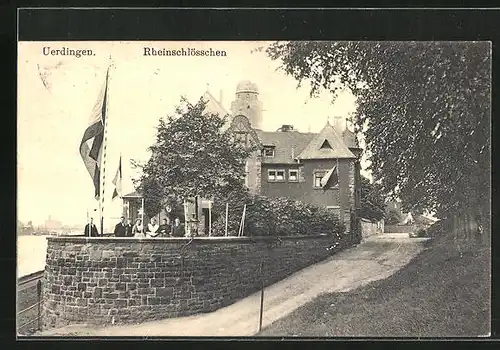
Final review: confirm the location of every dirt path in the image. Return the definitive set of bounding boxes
[37,234,428,337]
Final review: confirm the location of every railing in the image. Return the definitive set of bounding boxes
[17,270,44,334]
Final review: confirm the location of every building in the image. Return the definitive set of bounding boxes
[122,80,363,235]
[203,80,363,233]
[122,190,213,235]
[385,199,439,228]
[44,215,62,232]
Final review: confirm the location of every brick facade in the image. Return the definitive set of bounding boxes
[41,235,356,330]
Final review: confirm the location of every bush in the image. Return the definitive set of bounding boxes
[410,228,428,238]
[211,194,344,237]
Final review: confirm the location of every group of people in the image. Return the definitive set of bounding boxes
[84,216,186,238]
[113,216,185,238]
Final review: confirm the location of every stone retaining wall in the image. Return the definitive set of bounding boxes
[42,234,356,330]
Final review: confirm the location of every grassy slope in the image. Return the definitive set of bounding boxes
[258,234,490,338]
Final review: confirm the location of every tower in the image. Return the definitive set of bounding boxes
[230,80,263,129]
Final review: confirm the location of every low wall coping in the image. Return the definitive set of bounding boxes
[46,234,335,244]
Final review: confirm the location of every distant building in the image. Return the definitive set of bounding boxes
[385,200,438,227]
[44,215,62,231]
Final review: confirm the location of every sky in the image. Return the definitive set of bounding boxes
[18,41,369,227]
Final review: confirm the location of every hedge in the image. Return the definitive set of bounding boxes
[211,194,344,237]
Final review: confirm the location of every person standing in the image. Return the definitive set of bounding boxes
[171,217,185,237]
[158,218,171,237]
[132,218,144,238]
[113,216,128,237]
[146,218,160,238]
[84,217,99,237]
[125,218,133,237]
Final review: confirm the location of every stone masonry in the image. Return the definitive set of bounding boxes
[42,234,355,330]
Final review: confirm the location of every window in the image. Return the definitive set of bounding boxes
[268,169,285,182]
[263,146,275,157]
[320,140,333,150]
[289,169,298,182]
[234,132,248,146]
[327,206,341,218]
[314,171,326,188]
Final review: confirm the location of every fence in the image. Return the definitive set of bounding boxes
[360,218,384,238]
[17,272,43,335]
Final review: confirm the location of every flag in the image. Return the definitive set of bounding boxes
[79,68,109,199]
[112,155,122,200]
[320,164,339,189]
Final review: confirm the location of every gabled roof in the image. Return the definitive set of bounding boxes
[230,115,262,148]
[201,91,230,118]
[255,129,315,164]
[297,122,356,159]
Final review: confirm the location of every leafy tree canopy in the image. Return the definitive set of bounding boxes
[133,97,254,217]
[265,41,490,222]
[359,175,385,222]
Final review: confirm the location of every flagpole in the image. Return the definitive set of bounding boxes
[100,66,111,237]
[141,197,145,233]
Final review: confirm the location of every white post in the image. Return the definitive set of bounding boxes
[208,201,212,237]
[141,197,145,233]
[126,200,130,223]
[183,199,189,237]
[238,204,247,237]
[241,205,247,237]
[225,203,229,237]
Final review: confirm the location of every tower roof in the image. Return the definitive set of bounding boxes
[236,80,259,94]
[296,122,356,159]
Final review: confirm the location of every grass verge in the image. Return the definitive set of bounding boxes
[258,234,490,337]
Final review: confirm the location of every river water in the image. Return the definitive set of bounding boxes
[17,235,49,278]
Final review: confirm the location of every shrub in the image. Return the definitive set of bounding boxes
[211,194,344,237]
[410,228,428,238]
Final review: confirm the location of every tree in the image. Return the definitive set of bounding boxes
[385,208,402,225]
[264,41,490,231]
[359,176,385,222]
[134,97,255,215]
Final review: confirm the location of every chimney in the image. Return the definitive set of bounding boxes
[278,124,294,132]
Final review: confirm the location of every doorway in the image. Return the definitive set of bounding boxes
[202,208,210,235]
